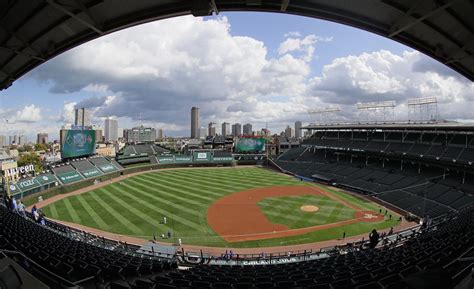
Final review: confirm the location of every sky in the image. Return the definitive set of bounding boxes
[1,12,473,141]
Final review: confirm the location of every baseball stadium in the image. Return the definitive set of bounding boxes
[1,1,474,289]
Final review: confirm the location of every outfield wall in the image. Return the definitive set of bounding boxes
[21,162,240,207]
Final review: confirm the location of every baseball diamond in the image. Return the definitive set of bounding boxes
[40,167,400,248]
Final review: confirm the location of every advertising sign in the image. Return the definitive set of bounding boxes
[235,138,265,153]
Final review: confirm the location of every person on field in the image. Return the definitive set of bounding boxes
[163,216,167,224]
[342,231,346,240]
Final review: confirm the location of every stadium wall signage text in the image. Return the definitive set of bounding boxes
[2,164,35,177]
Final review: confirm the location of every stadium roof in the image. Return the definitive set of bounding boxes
[303,121,474,132]
[1,0,473,90]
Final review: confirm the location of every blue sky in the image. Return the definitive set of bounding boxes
[0,12,472,141]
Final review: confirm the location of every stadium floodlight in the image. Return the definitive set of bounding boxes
[407,97,438,123]
[407,97,437,106]
[356,100,396,123]
[308,106,341,125]
[308,106,341,114]
[356,100,396,110]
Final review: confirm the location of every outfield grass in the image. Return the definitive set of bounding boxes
[41,167,399,247]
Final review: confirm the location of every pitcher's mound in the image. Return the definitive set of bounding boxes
[300,205,319,212]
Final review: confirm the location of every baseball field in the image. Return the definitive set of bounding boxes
[41,167,400,247]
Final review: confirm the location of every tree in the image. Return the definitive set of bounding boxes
[17,152,43,173]
[34,143,48,151]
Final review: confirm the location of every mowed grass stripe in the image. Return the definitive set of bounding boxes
[135,174,220,202]
[153,170,294,193]
[88,190,144,235]
[101,187,162,229]
[48,203,59,219]
[62,198,82,224]
[49,199,75,222]
[142,171,244,195]
[169,169,299,188]
[125,179,206,214]
[118,181,208,232]
[76,195,110,230]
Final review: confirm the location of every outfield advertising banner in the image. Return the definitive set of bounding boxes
[175,156,192,163]
[61,130,96,158]
[236,138,265,153]
[213,156,233,163]
[98,164,116,173]
[157,156,175,164]
[193,152,211,162]
[57,171,84,184]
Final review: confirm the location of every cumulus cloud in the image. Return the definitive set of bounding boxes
[26,15,474,135]
[14,105,42,123]
[29,16,322,134]
[59,102,76,123]
[308,50,474,120]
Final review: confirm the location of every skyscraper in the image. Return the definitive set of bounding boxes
[285,125,293,138]
[18,135,27,145]
[222,122,230,136]
[157,128,163,139]
[243,123,252,135]
[232,123,242,136]
[208,122,216,137]
[74,107,91,127]
[0,135,6,147]
[199,127,207,139]
[94,128,103,143]
[104,118,118,142]
[295,121,302,139]
[191,107,199,139]
[37,133,48,144]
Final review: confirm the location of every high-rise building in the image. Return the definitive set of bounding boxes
[104,118,118,142]
[199,127,207,139]
[295,121,302,139]
[37,133,48,144]
[125,125,156,143]
[208,122,216,137]
[285,125,293,138]
[243,123,252,135]
[0,135,6,147]
[222,122,230,136]
[18,135,27,145]
[74,107,91,127]
[191,107,199,139]
[157,128,163,139]
[232,123,242,136]
[95,128,103,143]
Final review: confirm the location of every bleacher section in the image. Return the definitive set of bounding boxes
[117,144,170,165]
[89,156,121,173]
[303,129,474,166]
[51,164,84,184]
[71,159,103,178]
